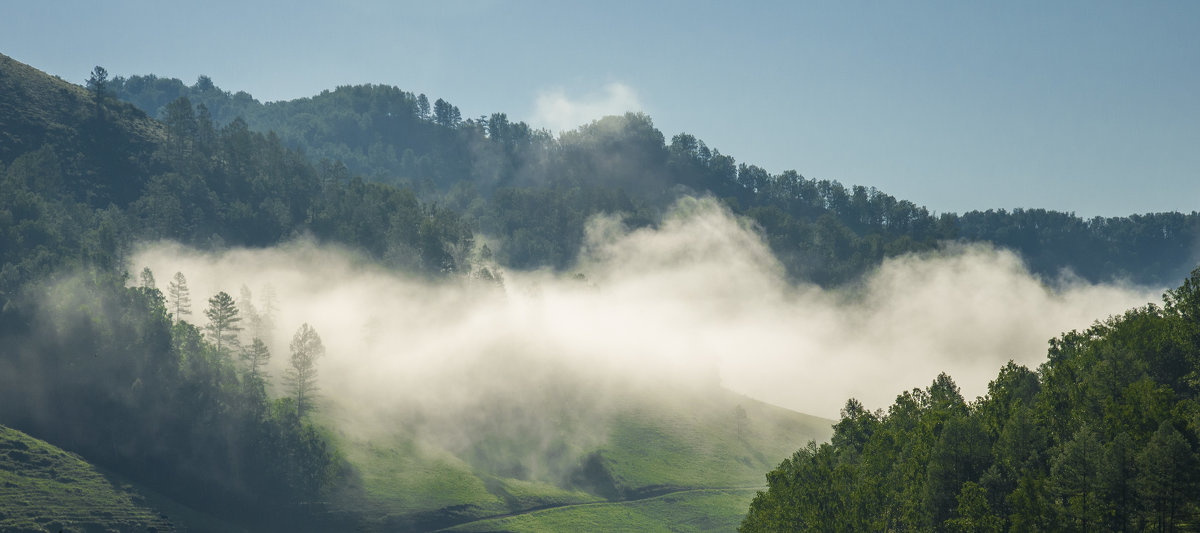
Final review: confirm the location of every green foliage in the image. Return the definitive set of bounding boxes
[108,69,1200,287]
[0,274,344,526]
[7,52,1200,531]
[945,482,1002,533]
[743,268,1200,532]
[203,290,242,356]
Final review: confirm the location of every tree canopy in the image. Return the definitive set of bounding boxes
[741,267,1200,532]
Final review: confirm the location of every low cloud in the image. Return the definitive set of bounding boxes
[530,82,643,134]
[131,197,1161,431]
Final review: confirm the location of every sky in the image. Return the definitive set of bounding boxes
[2,1,1197,217]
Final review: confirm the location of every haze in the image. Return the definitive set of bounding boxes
[132,198,1159,422]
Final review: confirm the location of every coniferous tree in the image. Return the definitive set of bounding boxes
[1049,425,1103,531]
[285,323,324,417]
[237,284,262,343]
[259,283,278,343]
[204,291,242,356]
[1138,421,1199,532]
[1100,432,1139,532]
[162,96,197,167]
[242,337,271,379]
[86,65,108,106]
[139,267,156,289]
[416,93,431,120]
[167,271,192,321]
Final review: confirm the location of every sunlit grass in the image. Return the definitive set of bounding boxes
[446,488,761,533]
[0,425,171,532]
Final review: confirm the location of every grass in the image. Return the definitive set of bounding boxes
[332,435,507,520]
[0,424,173,532]
[321,386,831,531]
[486,477,602,510]
[599,388,832,494]
[445,488,762,533]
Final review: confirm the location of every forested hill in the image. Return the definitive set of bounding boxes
[0,55,474,530]
[0,55,163,208]
[740,266,1200,532]
[111,72,1200,287]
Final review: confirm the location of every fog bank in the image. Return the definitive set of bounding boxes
[132,197,1160,422]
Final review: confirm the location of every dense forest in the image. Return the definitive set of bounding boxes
[3,51,1200,531]
[741,267,1200,532]
[109,73,1200,287]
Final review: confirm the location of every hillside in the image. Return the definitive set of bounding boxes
[0,54,832,531]
[2,52,1196,532]
[0,425,174,532]
[321,387,832,531]
[110,73,1200,287]
[0,53,164,207]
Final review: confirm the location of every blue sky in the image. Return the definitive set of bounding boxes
[3,1,1197,217]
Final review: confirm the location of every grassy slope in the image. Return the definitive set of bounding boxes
[600,389,830,494]
[324,387,831,532]
[0,425,171,532]
[445,488,760,533]
[326,430,602,530]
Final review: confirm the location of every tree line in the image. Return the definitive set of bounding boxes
[0,267,343,525]
[158,269,324,418]
[111,74,1200,287]
[741,266,1200,532]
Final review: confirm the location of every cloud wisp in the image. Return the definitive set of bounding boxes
[530,82,643,134]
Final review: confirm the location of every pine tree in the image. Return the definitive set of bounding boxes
[1138,422,1199,532]
[86,65,108,107]
[139,267,156,289]
[237,285,262,344]
[242,337,271,379]
[167,271,192,321]
[204,291,242,357]
[259,284,278,341]
[284,323,324,417]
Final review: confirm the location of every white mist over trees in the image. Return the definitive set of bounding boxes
[286,323,325,418]
[132,198,1159,421]
[167,271,191,321]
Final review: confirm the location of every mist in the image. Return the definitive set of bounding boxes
[131,197,1161,429]
[530,82,643,134]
